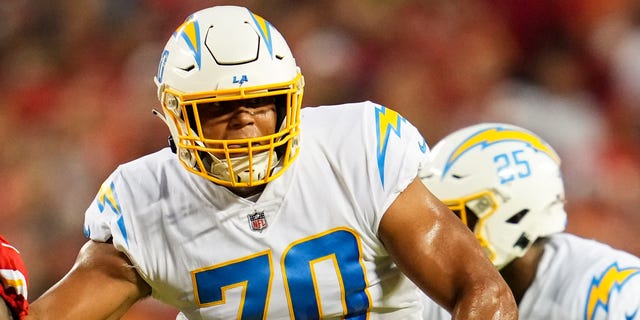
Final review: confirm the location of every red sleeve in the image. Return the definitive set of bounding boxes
[0,235,29,319]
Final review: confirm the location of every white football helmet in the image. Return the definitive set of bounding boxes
[153,6,304,187]
[419,123,567,269]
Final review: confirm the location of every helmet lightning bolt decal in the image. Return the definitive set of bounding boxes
[442,126,560,178]
[174,15,202,69]
[584,262,640,320]
[375,105,406,187]
[248,10,274,58]
[95,181,129,247]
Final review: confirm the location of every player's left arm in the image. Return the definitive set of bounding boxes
[378,178,518,320]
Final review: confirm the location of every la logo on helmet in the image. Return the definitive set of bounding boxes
[233,75,248,85]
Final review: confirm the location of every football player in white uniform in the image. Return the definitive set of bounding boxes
[420,123,640,320]
[24,6,517,320]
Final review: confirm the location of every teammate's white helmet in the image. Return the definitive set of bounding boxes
[153,6,304,187]
[419,123,567,269]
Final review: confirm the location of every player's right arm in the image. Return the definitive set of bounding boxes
[379,178,518,319]
[25,240,151,320]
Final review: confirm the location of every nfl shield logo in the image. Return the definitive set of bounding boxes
[248,211,268,231]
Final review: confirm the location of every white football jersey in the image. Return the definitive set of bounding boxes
[84,101,431,319]
[422,233,640,320]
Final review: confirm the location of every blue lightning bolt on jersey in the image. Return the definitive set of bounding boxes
[422,233,640,320]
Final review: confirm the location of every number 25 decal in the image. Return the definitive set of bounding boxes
[494,149,531,184]
[192,228,371,319]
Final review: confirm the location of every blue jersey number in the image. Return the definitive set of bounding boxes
[494,150,531,184]
[193,228,370,319]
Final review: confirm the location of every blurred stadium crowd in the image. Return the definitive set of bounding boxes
[0,0,638,318]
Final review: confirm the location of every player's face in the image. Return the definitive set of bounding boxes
[197,96,277,157]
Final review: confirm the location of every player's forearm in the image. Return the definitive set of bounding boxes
[26,286,140,320]
[450,279,518,320]
[25,241,151,320]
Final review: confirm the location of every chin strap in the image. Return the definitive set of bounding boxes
[202,150,278,183]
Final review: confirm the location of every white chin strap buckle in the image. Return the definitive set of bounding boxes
[207,151,278,183]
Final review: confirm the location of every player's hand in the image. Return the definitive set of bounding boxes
[0,235,28,319]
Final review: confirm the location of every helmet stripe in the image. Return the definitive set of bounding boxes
[248,11,274,58]
[174,16,202,69]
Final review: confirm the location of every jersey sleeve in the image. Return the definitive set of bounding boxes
[83,164,153,277]
[351,101,430,231]
[83,163,152,262]
[83,170,126,243]
[82,163,155,287]
[371,102,428,226]
[81,151,181,286]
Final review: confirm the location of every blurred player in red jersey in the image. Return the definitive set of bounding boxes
[0,235,28,320]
